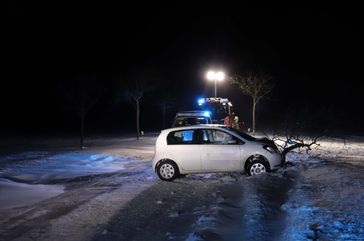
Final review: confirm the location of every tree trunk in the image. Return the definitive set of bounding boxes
[80,111,85,149]
[136,100,140,140]
[252,100,256,134]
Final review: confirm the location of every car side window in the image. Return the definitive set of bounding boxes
[201,129,240,145]
[167,130,195,145]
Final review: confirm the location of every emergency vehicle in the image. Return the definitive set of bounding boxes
[197,97,233,124]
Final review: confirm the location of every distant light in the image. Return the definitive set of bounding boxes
[216,71,225,81]
[198,98,205,105]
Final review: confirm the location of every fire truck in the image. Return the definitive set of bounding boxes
[197,97,233,124]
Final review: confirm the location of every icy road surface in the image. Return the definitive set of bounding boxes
[0,135,363,241]
[93,156,364,241]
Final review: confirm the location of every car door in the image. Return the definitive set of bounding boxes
[199,129,242,171]
[166,129,202,172]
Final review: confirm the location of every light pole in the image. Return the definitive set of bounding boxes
[206,70,225,98]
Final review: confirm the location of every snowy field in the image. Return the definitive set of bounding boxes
[0,178,64,209]
[0,151,138,209]
[0,134,363,241]
[0,136,156,208]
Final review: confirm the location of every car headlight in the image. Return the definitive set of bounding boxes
[263,145,277,154]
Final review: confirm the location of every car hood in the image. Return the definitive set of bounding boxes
[255,137,273,145]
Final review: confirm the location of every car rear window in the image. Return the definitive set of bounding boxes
[173,117,209,127]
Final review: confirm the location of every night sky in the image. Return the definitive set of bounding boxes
[4,5,364,136]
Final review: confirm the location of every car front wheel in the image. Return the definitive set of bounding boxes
[157,160,179,181]
[247,160,268,176]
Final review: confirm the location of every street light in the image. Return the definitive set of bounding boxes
[206,70,225,98]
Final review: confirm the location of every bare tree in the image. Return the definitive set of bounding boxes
[229,72,274,134]
[263,112,326,164]
[59,75,105,149]
[267,133,321,159]
[124,70,157,140]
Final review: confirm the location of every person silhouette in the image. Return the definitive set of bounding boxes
[232,115,240,130]
[224,114,232,127]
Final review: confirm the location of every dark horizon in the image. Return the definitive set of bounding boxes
[4,5,364,136]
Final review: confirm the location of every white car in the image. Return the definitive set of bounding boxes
[152,125,284,181]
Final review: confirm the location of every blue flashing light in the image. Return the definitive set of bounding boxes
[198,98,205,106]
[203,111,211,117]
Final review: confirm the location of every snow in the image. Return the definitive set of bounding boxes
[0,151,137,183]
[0,150,136,210]
[279,154,364,241]
[273,135,364,167]
[1,135,363,241]
[0,137,155,210]
[179,136,364,241]
[0,178,64,209]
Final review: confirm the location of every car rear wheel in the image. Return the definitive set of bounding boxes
[157,160,179,181]
[247,160,268,176]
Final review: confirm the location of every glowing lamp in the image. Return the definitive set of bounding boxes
[206,70,225,98]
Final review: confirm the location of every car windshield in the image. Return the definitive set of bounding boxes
[173,117,209,127]
[222,127,256,141]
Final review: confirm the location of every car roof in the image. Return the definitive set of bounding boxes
[162,124,226,132]
[175,111,210,117]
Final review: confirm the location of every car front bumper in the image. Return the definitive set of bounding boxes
[270,152,285,170]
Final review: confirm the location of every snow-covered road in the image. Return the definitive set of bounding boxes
[0,135,363,241]
[93,158,364,241]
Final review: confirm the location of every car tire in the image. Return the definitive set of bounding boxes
[246,159,268,176]
[157,160,179,181]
